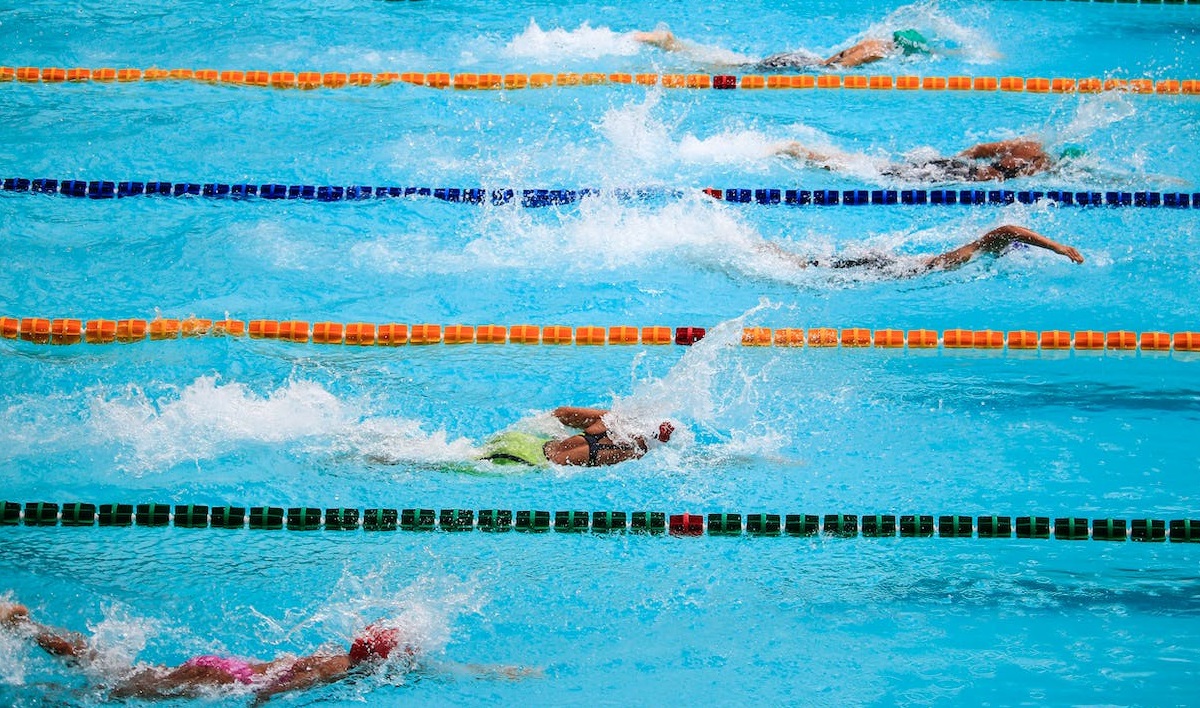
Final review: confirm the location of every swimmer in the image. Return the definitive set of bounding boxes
[481,406,674,468]
[779,138,1081,183]
[632,28,932,69]
[0,602,534,703]
[762,224,1084,276]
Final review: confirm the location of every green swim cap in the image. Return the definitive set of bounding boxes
[893,29,930,55]
[1058,144,1087,160]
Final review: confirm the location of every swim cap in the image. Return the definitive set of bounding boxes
[1058,144,1087,160]
[892,29,930,55]
[349,624,406,665]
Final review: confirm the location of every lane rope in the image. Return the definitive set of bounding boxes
[3,67,1198,96]
[2,318,1198,354]
[2,502,1196,542]
[3,179,1197,209]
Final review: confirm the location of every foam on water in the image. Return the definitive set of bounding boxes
[1042,92,1185,188]
[346,180,1057,293]
[90,376,352,471]
[265,563,486,659]
[502,18,755,66]
[458,194,834,288]
[592,93,873,181]
[338,416,481,468]
[0,391,90,461]
[502,19,643,61]
[0,627,26,687]
[84,376,479,473]
[84,604,157,682]
[862,0,1001,66]
[605,301,802,466]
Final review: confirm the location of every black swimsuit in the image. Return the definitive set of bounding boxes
[581,432,625,466]
[807,253,927,278]
[882,157,982,182]
[882,157,1027,183]
[749,51,822,71]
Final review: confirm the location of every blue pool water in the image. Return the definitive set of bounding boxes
[2,0,1199,704]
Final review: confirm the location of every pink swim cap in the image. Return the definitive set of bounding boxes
[349,624,408,665]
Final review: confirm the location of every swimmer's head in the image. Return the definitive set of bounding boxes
[349,624,414,666]
[654,422,674,443]
[892,29,930,55]
[1058,144,1086,161]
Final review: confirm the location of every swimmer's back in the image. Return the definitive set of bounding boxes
[750,51,823,71]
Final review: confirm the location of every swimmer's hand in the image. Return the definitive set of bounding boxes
[1056,245,1084,264]
[0,603,29,627]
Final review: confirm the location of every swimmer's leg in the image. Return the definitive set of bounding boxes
[631,30,684,52]
[776,142,842,170]
[755,241,813,269]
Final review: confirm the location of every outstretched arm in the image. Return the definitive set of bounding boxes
[0,603,96,664]
[924,224,1084,271]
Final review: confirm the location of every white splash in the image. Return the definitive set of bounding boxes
[274,563,488,658]
[863,0,1001,65]
[0,625,26,686]
[594,92,804,175]
[1054,91,1138,146]
[87,376,477,472]
[502,19,642,60]
[85,604,157,680]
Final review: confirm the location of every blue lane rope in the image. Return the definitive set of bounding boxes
[2,178,1197,209]
[3,502,1198,542]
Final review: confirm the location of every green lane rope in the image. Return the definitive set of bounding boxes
[4,502,1197,542]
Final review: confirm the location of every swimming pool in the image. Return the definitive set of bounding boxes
[2,0,1199,703]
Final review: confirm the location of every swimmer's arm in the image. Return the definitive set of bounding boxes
[31,624,94,663]
[550,407,609,430]
[959,139,1041,159]
[979,225,1084,263]
[823,39,892,67]
[958,141,1009,159]
[924,225,1083,271]
[0,604,95,664]
[251,655,351,706]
